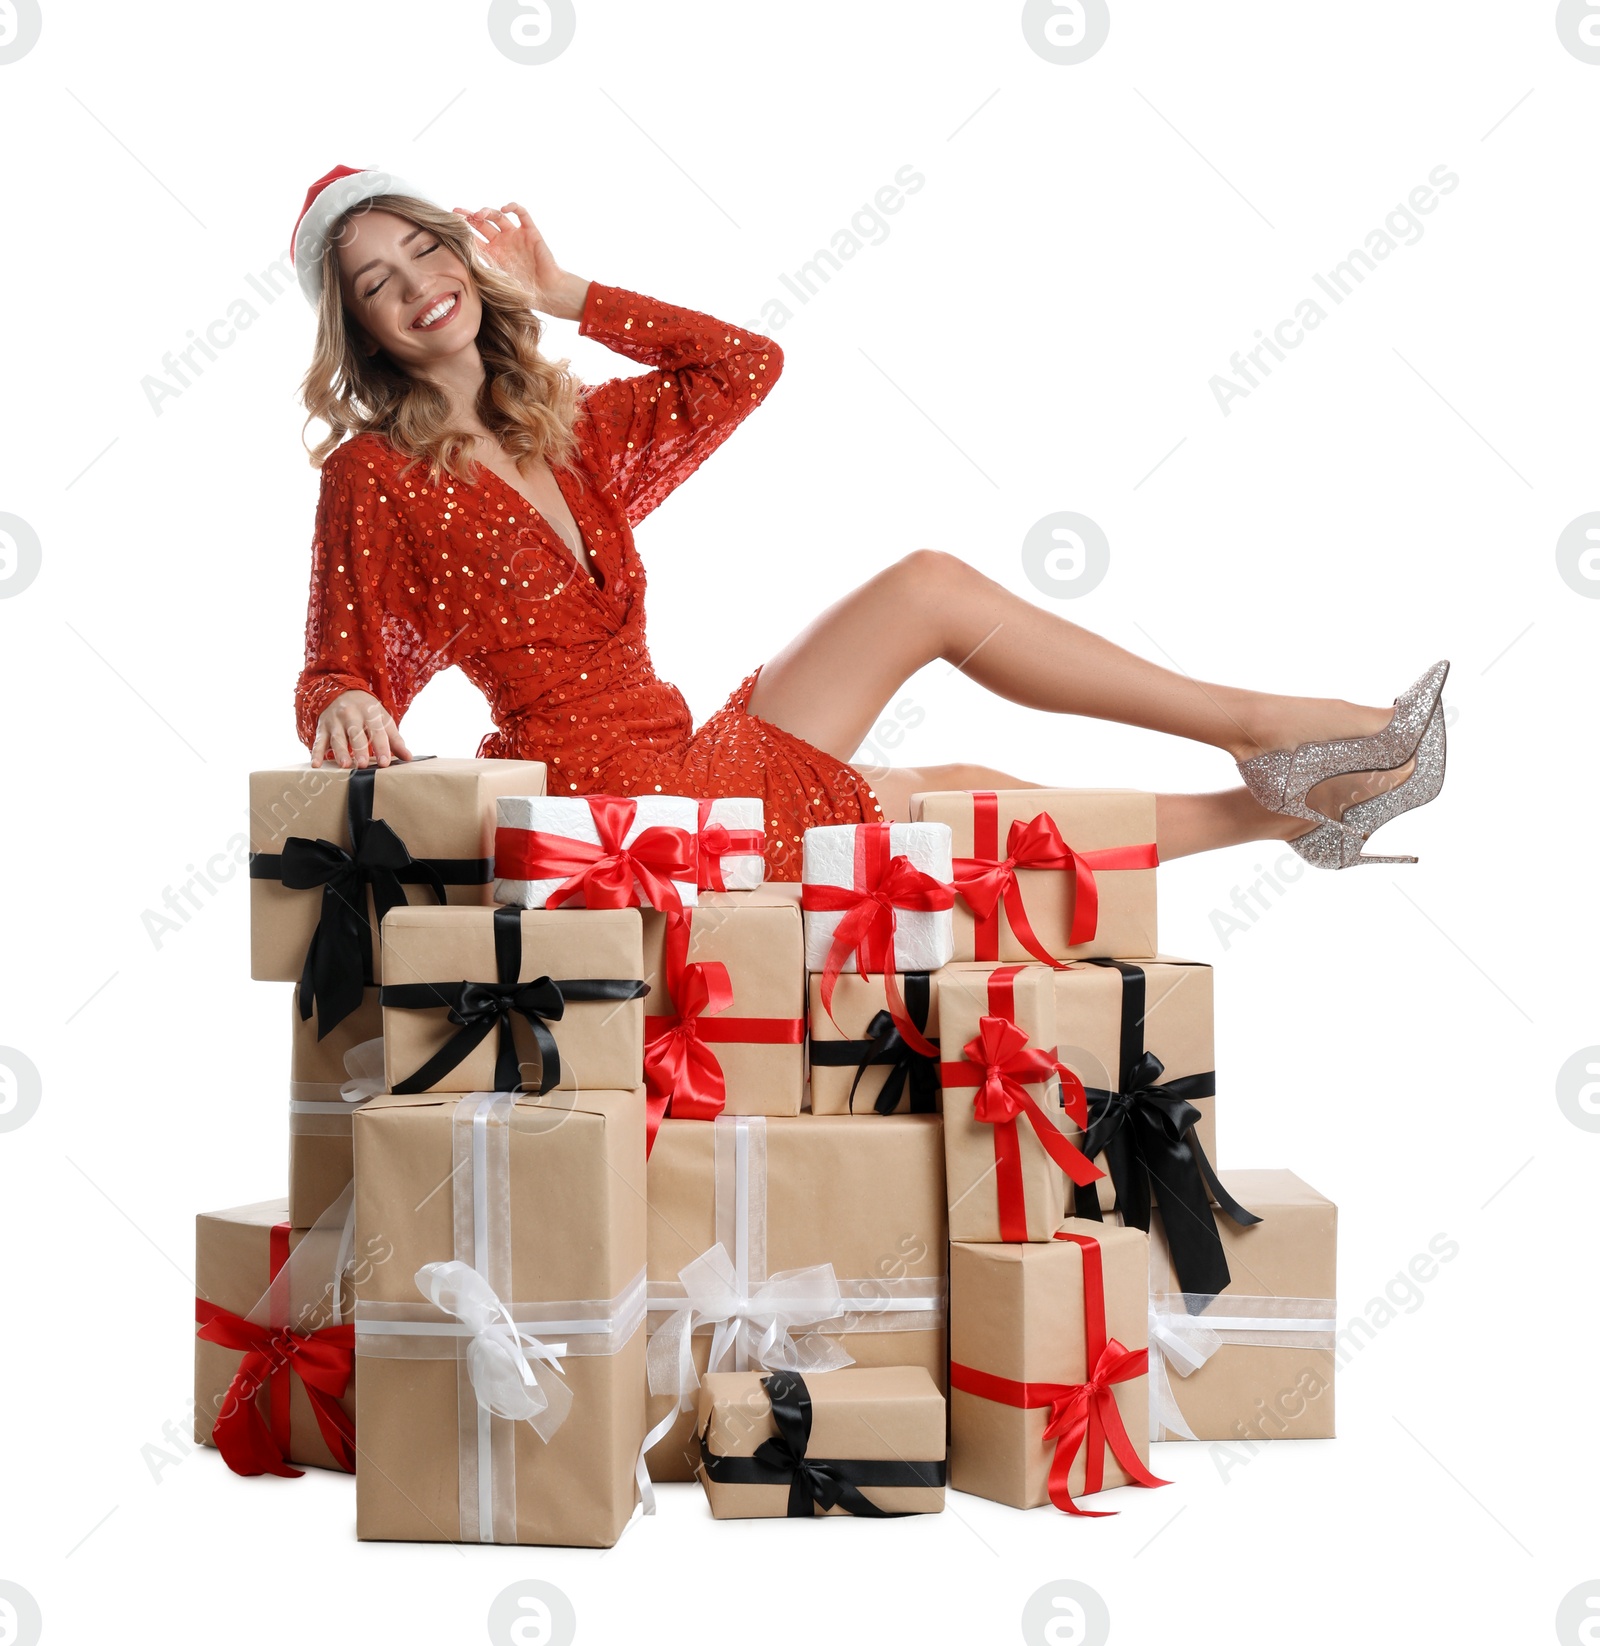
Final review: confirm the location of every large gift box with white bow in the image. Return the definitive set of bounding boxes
[492,793,699,911]
[1145,1169,1338,1443]
[642,1114,948,1483]
[288,986,384,1228]
[352,1088,649,1547]
[193,1194,359,1477]
[949,1220,1162,1514]
[378,906,647,1095]
[910,789,1158,964]
[249,758,545,1025]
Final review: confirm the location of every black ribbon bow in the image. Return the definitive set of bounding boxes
[380,905,647,1095]
[1069,960,1260,1308]
[807,972,939,1115]
[697,1369,946,1518]
[250,763,456,1038]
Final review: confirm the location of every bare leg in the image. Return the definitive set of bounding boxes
[748,550,1407,770]
[864,761,1316,860]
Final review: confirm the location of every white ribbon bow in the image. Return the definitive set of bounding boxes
[645,1242,855,1410]
[339,1036,387,1103]
[1147,1301,1224,1442]
[416,1260,574,1441]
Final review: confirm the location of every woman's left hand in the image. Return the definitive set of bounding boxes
[453,202,584,318]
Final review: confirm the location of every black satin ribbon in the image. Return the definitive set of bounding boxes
[249,763,468,1038]
[807,972,939,1115]
[380,905,648,1095]
[697,1369,945,1518]
[1068,960,1259,1307]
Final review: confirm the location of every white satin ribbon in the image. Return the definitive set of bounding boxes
[415,1260,573,1439]
[339,1035,387,1102]
[1148,1292,1338,1442]
[288,1037,388,1131]
[643,1116,945,1437]
[1147,1304,1222,1441]
[352,1092,652,1541]
[645,1242,855,1412]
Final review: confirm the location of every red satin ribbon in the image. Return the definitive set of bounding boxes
[939,966,1100,1239]
[799,824,953,1058]
[642,907,804,1153]
[494,795,695,913]
[696,799,765,891]
[949,1229,1166,1515]
[194,1224,355,1480]
[954,792,1159,964]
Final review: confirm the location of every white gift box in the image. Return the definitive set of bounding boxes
[696,797,766,891]
[801,821,954,974]
[493,794,699,911]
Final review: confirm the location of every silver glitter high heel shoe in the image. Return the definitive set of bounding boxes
[1238,660,1450,832]
[1287,701,1447,869]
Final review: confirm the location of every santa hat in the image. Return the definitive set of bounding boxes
[290,163,436,308]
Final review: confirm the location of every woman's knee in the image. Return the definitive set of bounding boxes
[889,548,977,597]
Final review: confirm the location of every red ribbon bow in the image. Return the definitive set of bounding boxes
[940,967,1101,1240]
[494,795,695,913]
[642,909,805,1153]
[949,1229,1166,1516]
[194,1300,355,1478]
[800,825,953,1059]
[696,799,765,890]
[953,793,1159,965]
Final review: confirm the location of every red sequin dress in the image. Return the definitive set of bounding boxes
[294,281,883,881]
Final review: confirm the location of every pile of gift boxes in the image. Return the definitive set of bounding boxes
[193,756,1338,1544]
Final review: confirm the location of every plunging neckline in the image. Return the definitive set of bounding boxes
[474,455,606,591]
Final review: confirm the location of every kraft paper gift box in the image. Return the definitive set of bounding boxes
[379,905,646,1095]
[352,1088,649,1546]
[938,962,1102,1243]
[909,788,1158,964]
[643,1114,948,1483]
[1052,958,1259,1299]
[696,1366,947,1519]
[288,986,384,1228]
[801,821,954,976]
[193,1194,359,1476]
[695,796,765,891]
[949,1221,1163,1513]
[493,793,699,911]
[808,970,941,1116]
[641,890,804,1119]
[250,758,546,1033]
[1146,1169,1338,1443]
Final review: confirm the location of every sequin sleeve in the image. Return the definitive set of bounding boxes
[575,281,783,526]
[293,442,438,750]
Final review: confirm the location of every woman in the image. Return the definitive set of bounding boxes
[291,166,1447,882]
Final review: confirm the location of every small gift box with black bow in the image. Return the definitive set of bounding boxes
[808,969,941,1116]
[696,1366,946,1520]
[249,757,545,1036]
[1053,957,1261,1301]
[378,905,647,1095]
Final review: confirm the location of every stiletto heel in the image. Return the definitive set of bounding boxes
[1287,701,1447,870]
[1239,660,1450,830]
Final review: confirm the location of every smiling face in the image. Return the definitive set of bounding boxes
[333,206,483,369]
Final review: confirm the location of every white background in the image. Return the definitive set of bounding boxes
[1,2,1596,1642]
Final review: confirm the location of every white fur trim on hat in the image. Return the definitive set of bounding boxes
[291,165,434,309]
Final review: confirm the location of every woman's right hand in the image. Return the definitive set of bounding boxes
[311,690,414,769]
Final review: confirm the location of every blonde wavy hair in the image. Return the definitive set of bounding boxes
[298,192,585,486]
